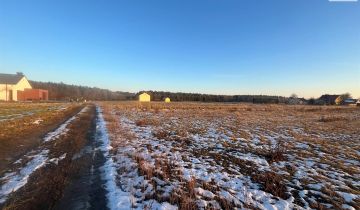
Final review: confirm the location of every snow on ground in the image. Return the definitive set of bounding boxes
[0,106,88,204]
[95,106,179,210]
[0,150,48,203]
[43,106,88,142]
[32,119,43,125]
[114,115,296,209]
[101,104,359,210]
[0,104,69,122]
[0,112,35,122]
[95,107,132,210]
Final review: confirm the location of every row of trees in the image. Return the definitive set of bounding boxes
[30,81,134,101]
[138,91,289,103]
[30,81,357,105]
[30,81,291,103]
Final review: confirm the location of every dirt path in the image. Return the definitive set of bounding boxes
[54,107,108,210]
[0,104,84,173]
[0,105,107,209]
[1,105,134,210]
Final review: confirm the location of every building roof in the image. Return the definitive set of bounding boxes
[0,73,25,85]
[344,98,357,103]
[318,94,340,104]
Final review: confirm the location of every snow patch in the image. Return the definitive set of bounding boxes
[96,106,131,210]
[0,150,48,203]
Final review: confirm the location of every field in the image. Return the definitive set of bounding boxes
[0,102,359,210]
[0,102,93,209]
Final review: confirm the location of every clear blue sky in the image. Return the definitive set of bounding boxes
[0,0,359,98]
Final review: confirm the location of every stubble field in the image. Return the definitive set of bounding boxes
[100,102,360,210]
[0,101,359,210]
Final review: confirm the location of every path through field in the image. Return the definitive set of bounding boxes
[0,105,111,209]
[54,106,134,210]
[54,106,109,210]
[0,106,88,204]
[1,102,359,210]
[0,105,134,210]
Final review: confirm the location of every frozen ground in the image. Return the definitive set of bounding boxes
[0,106,88,204]
[1,102,358,210]
[0,104,68,122]
[100,103,359,210]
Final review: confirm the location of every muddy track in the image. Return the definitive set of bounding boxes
[0,105,109,210]
[54,107,108,210]
[0,104,131,210]
[0,105,84,173]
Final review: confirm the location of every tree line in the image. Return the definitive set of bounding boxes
[137,91,291,103]
[31,81,357,105]
[30,81,134,101]
[31,81,291,103]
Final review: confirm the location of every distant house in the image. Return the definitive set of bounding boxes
[0,73,48,101]
[164,97,171,103]
[344,98,357,105]
[318,94,339,105]
[287,97,307,105]
[139,92,150,102]
[357,100,360,107]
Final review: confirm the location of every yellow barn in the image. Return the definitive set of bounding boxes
[165,97,171,103]
[139,92,150,102]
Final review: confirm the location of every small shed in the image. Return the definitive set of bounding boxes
[165,97,171,103]
[139,92,150,102]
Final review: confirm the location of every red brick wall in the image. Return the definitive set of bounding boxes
[17,89,49,101]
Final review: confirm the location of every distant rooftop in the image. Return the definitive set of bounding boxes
[0,73,25,85]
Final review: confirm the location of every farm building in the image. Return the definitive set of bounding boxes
[0,73,48,101]
[165,97,171,103]
[139,92,151,102]
[318,94,339,105]
[344,98,357,105]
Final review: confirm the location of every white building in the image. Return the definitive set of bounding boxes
[0,73,32,101]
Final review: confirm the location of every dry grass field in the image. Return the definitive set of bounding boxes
[0,101,359,210]
[99,102,360,210]
[0,102,95,209]
[0,102,84,172]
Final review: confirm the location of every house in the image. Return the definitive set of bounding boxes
[0,72,48,101]
[357,100,360,107]
[139,92,150,102]
[344,98,357,105]
[287,97,306,105]
[164,97,171,103]
[318,94,339,105]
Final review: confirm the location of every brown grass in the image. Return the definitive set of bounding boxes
[252,171,289,200]
[2,105,96,210]
[0,103,85,173]
[98,101,360,209]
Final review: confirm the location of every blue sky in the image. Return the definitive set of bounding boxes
[0,0,359,98]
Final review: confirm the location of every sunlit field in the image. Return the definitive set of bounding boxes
[0,102,91,209]
[100,102,360,209]
[0,101,359,210]
[0,102,84,168]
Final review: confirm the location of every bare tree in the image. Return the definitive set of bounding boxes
[290,93,298,99]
